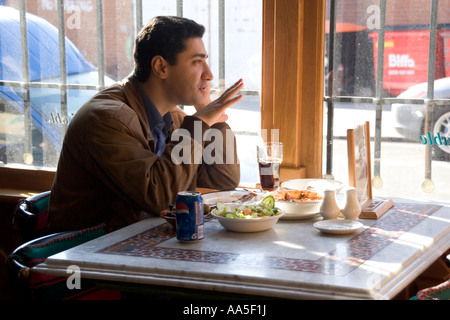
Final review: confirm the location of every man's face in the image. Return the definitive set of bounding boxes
[165,37,213,107]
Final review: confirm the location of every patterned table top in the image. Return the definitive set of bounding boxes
[36,201,450,299]
[98,202,441,277]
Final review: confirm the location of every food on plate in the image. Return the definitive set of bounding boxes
[212,195,282,219]
[237,190,260,203]
[217,190,259,204]
[202,190,263,207]
[273,189,323,202]
[160,203,212,224]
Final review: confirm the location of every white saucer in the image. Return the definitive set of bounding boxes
[313,219,363,235]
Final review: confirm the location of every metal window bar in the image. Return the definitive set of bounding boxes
[135,0,143,30]
[325,0,450,192]
[424,0,439,190]
[57,0,68,135]
[324,0,336,178]
[96,0,105,89]
[373,0,387,187]
[218,0,226,90]
[18,0,31,158]
[177,0,183,17]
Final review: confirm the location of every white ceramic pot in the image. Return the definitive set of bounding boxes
[319,189,340,220]
[341,187,361,220]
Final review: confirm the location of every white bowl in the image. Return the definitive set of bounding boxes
[212,208,285,232]
[276,179,344,220]
[281,179,344,193]
[275,200,322,219]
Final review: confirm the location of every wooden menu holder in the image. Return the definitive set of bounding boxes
[347,122,393,219]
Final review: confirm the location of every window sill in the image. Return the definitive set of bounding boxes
[0,166,55,203]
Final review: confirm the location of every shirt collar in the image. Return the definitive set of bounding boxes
[137,82,173,134]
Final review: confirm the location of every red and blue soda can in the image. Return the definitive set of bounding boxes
[175,191,204,241]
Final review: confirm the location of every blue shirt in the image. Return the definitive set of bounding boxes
[138,84,173,157]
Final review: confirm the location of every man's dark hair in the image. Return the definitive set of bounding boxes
[133,16,206,82]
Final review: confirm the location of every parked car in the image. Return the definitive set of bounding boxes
[0,6,115,166]
[391,77,450,160]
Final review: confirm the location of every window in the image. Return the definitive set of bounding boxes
[325,0,450,202]
[0,0,118,169]
[0,0,263,184]
[5,0,447,203]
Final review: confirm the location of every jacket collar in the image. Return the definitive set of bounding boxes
[120,76,152,140]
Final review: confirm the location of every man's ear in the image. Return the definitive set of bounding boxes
[151,56,168,79]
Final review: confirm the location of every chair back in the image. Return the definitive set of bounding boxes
[412,280,450,300]
[14,191,51,241]
[6,223,121,300]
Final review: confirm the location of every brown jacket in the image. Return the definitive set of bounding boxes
[48,76,240,232]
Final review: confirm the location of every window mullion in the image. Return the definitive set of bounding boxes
[177,0,183,17]
[218,0,225,90]
[427,0,439,100]
[423,0,439,191]
[57,0,68,136]
[96,0,105,88]
[372,0,386,189]
[19,0,32,161]
[136,0,143,32]
[325,0,337,178]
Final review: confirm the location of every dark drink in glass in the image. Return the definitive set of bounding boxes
[258,159,281,191]
[256,142,283,191]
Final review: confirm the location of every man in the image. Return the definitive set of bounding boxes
[48,16,243,232]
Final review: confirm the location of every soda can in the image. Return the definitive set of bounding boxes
[175,191,204,241]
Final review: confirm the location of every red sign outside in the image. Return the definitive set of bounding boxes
[370,30,447,96]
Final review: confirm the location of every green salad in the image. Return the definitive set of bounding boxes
[212,195,282,219]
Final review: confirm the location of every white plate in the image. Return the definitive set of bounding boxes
[281,179,345,193]
[281,211,321,220]
[313,220,363,234]
[202,190,263,206]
